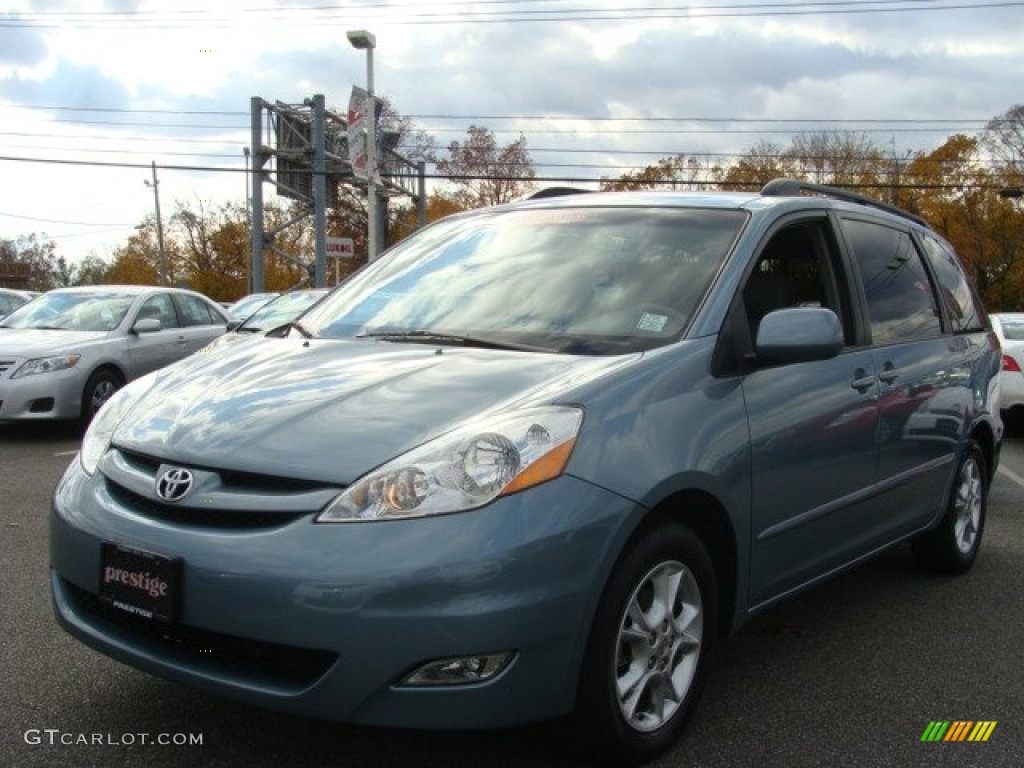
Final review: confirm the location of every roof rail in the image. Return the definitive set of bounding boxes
[527,187,593,200]
[760,178,930,229]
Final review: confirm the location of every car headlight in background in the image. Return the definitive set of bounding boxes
[12,354,81,378]
[317,406,583,522]
[79,376,155,476]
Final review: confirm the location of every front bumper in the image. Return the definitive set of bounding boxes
[0,364,85,420]
[50,456,639,728]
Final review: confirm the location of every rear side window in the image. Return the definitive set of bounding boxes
[174,294,218,326]
[842,218,941,345]
[918,232,985,332]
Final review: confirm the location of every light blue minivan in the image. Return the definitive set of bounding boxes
[51,180,1002,764]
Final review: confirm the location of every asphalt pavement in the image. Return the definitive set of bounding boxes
[2,421,1022,768]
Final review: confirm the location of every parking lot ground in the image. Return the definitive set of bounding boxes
[2,424,1022,767]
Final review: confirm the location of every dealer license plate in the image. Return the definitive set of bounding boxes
[99,543,181,622]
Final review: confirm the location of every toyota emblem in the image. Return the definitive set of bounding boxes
[156,468,194,502]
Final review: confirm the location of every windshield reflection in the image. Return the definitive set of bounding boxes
[1,291,134,332]
[298,207,745,355]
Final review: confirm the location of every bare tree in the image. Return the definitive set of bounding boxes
[983,104,1024,187]
[601,155,715,191]
[783,131,888,187]
[435,125,536,207]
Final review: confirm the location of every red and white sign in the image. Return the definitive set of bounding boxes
[326,236,355,259]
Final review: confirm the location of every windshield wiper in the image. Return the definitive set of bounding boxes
[286,321,313,339]
[355,330,551,353]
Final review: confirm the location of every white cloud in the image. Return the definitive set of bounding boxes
[1,0,1022,265]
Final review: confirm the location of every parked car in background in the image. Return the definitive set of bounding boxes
[0,287,37,320]
[990,312,1024,427]
[204,288,329,354]
[226,292,278,322]
[1,285,229,424]
[51,181,1001,765]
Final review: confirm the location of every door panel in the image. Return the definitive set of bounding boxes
[745,349,880,606]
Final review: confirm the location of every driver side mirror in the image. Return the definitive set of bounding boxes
[132,317,161,334]
[755,307,843,366]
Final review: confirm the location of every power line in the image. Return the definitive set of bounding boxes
[0,154,1013,191]
[12,104,1000,124]
[3,0,1019,27]
[0,211,132,227]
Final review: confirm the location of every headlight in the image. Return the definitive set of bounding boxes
[79,376,154,476]
[12,354,81,378]
[317,406,583,522]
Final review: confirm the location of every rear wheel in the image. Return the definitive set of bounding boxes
[912,441,987,574]
[80,369,122,426]
[574,523,718,765]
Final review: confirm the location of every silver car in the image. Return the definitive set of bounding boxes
[0,287,36,320]
[0,285,228,424]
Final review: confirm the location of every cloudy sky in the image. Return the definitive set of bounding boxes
[1,0,1023,265]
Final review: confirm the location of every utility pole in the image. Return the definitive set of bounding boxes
[347,29,379,262]
[243,147,252,293]
[144,161,166,285]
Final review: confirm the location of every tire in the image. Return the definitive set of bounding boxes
[81,369,122,426]
[911,440,987,575]
[574,523,718,766]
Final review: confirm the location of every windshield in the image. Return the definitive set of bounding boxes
[229,293,278,319]
[298,206,745,354]
[239,290,328,332]
[1,291,135,332]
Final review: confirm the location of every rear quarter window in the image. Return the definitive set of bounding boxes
[918,232,986,333]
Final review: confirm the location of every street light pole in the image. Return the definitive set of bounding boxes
[243,147,252,292]
[347,29,378,262]
[144,161,167,285]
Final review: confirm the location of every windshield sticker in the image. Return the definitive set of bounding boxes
[637,312,668,332]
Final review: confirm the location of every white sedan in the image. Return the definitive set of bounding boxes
[991,312,1024,426]
[0,285,229,424]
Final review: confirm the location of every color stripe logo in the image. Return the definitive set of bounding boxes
[921,721,997,742]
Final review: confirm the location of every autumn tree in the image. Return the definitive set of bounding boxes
[0,234,57,290]
[173,200,250,299]
[899,134,1022,308]
[389,189,469,244]
[434,125,535,207]
[716,141,798,191]
[75,255,112,286]
[107,227,164,285]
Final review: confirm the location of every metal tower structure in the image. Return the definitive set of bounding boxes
[248,94,426,291]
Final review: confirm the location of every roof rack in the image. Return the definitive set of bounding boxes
[527,187,593,200]
[760,178,930,229]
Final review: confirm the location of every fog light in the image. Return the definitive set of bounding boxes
[400,652,513,686]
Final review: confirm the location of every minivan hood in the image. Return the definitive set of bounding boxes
[0,328,109,355]
[114,337,636,483]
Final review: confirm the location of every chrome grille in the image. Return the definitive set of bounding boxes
[100,448,343,530]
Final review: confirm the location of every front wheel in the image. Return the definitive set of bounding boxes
[574,523,718,765]
[912,441,987,575]
[80,369,122,426]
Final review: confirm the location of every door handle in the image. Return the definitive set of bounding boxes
[851,369,876,392]
[878,364,900,384]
